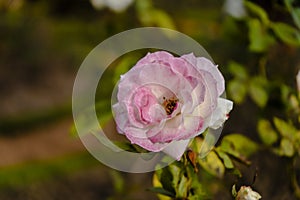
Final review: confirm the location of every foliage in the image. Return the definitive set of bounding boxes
[1,0,300,199]
[92,0,300,199]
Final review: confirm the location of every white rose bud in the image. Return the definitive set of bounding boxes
[236,186,262,200]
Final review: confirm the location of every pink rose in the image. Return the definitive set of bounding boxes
[113,51,233,160]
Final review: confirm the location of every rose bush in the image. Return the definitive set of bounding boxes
[113,51,233,160]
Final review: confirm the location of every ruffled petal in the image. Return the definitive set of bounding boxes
[181,53,225,96]
[208,98,233,129]
[162,139,191,160]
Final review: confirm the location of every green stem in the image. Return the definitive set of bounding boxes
[292,157,300,199]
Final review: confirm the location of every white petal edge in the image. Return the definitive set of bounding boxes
[208,98,233,129]
[162,139,191,160]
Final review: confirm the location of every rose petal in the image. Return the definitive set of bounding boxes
[192,71,219,118]
[182,53,225,96]
[162,139,191,160]
[126,128,168,152]
[112,102,128,133]
[208,98,233,129]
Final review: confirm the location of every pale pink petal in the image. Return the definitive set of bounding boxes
[162,139,191,160]
[177,115,205,139]
[135,51,176,68]
[208,98,233,129]
[182,53,225,95]
[181,83,205,114]
[126,128,168,152]
[149,115,203,143]
[143,103,166,124]
[112,102,128,133]
[192,72,219,118]
[148,115,183,143]
[124,126,149,139]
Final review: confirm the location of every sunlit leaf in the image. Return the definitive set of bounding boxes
[228,79,247,104]
[148,187,174,199]
[152,174,173,200]
[169,164,182,194]
[291,8,300,30]
[245,1,270,25]
[231,168,242,177]
[218,134,259,162]
[150,9,176,29]
[198,151,225,178]
[271,22,300,46]
[284,0,300,29]
[249,76,268,108]
[280,138,295,157]
[216,150,234,169]
[273,117,298,142]
[188,172,207,199]
[257,119,278,146]
[228,61,248,81]
[113,56,138,84]
[136,0,175,29]
[248,19,275,52]
[284,0,293,11]
[177,174,190,199]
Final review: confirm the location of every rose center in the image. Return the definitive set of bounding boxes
[163,97,179,115]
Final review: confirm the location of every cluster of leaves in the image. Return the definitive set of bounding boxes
[151,135,259,199]
[87,0,300,199]
[226,0,300,198]
[245,0,300,52]
[152,0,300,199]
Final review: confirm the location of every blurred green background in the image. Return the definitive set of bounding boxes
[0,0,299,199]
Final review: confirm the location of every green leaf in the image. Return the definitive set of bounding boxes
[168,164,181,194]
[160,167,176,195]
[230,168,242,177]
[218,134,259,161]
[273,117,298,142]
[216,150,234,169]
[280,138,295,157]
[113,141,149,153]
[148,187,175,198]
[150,9,176,29]
[228,79,247,104]
[271,22,300,46]
[257,119,278,146]
[249,76,268,108]
[228,61,248,81]
[136,0,175,29]
[177,174,190,199]
[113,55,138,84]
[245,1,270,25]
[152,174,173,200]
[284,0,300,29]
[292,8,300,30]
[198,151,225,178]
[248,19,275,52]
[110,170,124,194]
